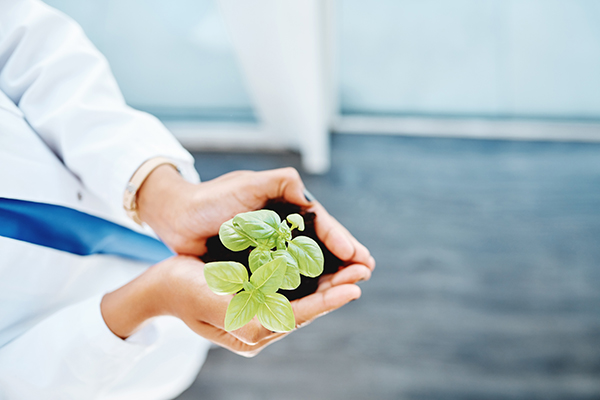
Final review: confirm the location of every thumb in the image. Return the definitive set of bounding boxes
[254,168,311,207]
[291,284,362,329]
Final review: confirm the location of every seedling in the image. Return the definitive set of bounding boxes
[204,210,324,332]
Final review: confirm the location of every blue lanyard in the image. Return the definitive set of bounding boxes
[0,198,174,264]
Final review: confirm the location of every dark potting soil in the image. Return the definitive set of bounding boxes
[200,201,343,301]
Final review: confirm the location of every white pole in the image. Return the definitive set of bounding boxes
[218,0,332,173]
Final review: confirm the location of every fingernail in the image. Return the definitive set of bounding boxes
[368,256,376,269]
[304,188,315,202]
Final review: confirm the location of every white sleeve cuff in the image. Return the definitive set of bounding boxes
[80,294,159,359]
[0,294,162,396]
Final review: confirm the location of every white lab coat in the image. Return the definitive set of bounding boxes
[0,0,210,398]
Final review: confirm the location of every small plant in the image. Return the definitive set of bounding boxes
[204,209,324,332]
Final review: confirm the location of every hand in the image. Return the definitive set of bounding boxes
[100,255,372,356]
[136,166,375,271]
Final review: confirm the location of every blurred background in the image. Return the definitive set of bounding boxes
[45,0,600,399]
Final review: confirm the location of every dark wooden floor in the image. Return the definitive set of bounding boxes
[177,134,600,400]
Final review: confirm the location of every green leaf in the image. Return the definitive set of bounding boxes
[278,220,292,241]
[275,236,287,251]
[273,250,301,290]
[233,210,280,240]
[250,257,286,294]
[257,293,295,332]
[243,281,256,292]
[287,236,324,278]
[256,233,278,250]
[249,248,273,273]
[286,213,305,231]
[224,291,260,331]
[219,219,255,251]
[204,261,248,295]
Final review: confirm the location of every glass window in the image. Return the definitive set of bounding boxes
[338,0,600,121]
[44,0,255,121]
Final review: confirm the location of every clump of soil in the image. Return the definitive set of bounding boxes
[200,200,343,301]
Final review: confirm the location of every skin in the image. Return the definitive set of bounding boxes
[101,166,375,357]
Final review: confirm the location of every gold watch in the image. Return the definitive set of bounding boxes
[123,157,178,224]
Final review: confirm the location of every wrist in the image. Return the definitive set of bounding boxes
[137,164,209,255]
[124,158,181,225]
[136,164,193,228]
[100,263,165,339]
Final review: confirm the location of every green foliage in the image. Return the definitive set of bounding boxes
[250,257,286,294]
[204,261,248,295]
[224,291,259,331]
[286,213,305,231]
[218,220,255,251]
[287,237,325,278]
[273,250,301,290]
[258,293,295,332]
[204,209,325,332]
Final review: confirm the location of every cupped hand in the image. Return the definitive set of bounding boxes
[101,256,372,356]
[136,166,375,271]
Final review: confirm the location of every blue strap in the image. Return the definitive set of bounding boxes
[0,197,174,264]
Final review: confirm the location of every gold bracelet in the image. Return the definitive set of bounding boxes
[123,157,178,225]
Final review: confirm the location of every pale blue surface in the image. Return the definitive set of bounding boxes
[44,0,254,119]
[45,0,600,121]
[338,0,600,120]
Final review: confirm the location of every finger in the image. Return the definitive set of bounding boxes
[331,264,372,285]
[228,317,281,345]
[252,168,311,207]
[316,264,372,292]
[316,273,335,289]
[291,284,362,329]
[309,202,375,270]
[186,319,287,358]
[194,286,280,345]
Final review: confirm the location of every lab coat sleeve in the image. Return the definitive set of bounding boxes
[0,0,199,216]
[0,295,159,399]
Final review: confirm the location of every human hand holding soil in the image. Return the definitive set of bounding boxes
[101,166,375,354]
[100,255,371,356]
[136,165,375,272]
